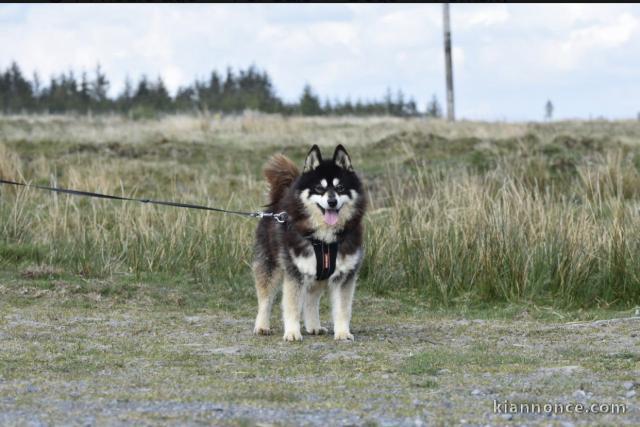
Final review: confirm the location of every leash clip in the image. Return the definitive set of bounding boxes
[273,211,287,224]
[256,211,287,223]
[273,211,287,223]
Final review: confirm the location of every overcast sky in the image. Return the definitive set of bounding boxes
[1,3,639,121]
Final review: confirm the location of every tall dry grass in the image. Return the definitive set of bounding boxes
[362,153,640,307]
[1,114,640,308]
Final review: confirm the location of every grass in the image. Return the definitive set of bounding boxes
[1,275,638,425]
[2,114,640,424]
[403,344,540,376]
[2,114,640,308]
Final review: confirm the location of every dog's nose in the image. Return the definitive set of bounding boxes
[327,198,337,208]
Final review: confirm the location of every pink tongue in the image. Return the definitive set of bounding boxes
[324,210,339,225]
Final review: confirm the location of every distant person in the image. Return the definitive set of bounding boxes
[545,100,554,121]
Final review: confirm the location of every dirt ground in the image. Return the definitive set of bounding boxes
[0,278,638,427]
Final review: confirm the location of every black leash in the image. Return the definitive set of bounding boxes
[0,178,287,223]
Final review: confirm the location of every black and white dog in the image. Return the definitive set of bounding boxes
[253,145,366,341]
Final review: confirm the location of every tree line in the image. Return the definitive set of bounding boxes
[0,61,443,118]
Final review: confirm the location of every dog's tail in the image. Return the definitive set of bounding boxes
[263,154,300,205]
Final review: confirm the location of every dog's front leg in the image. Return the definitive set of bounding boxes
[304,281,328,335]
[330,277,357,341]
[282,274,304,341]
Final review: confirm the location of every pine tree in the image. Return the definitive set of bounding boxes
[299,84,321,116]
[133,76,150,106]
[32,71,41,111]
[323,98,333,116]
[117,76,133,113]
[405,98,418,117]
[394,90,405,116]
[426,94,442,118]
[7,62,33,112]
[384,88,393,116]
[90,64,110,112]
[0,69,8,113]
[221,67,238,113]
[79,72,91,113]
[153,77,172,112]
[175,86,196,112]
[207,71,221,111]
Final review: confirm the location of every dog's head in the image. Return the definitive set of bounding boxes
[294,145,364,232]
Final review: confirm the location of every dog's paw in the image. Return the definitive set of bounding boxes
[283,330,303,342]
[253,326,272,336]
[306,326,328,335]
[334,330,354,341]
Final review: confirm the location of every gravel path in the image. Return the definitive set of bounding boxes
[0,295,638,426]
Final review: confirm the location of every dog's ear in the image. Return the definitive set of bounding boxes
[303,145,322,172]
[333,145,353,171]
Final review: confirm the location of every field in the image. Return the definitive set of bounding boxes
[0,114,639,425]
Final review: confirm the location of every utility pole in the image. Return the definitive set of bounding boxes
[443,3,455,121]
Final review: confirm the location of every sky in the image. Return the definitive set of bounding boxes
[1,3,639,121]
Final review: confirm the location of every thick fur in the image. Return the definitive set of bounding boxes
[253,145,366,341]
[263,154,300,206]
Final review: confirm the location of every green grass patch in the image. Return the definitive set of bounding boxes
[403,344,541,376]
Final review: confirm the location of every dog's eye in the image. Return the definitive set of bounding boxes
[314,185,325,193]
[335,184,345,192]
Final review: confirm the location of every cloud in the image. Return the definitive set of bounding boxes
[547,12,639,70]
[0,4,639,120]
[454,4,510,30]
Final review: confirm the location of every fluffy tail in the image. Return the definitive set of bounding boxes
[263,154,300,205]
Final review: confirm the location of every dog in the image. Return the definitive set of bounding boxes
[252,144,366,341]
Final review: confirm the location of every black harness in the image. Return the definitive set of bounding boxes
[308,238,339,280]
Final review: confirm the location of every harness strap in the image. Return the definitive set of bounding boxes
[308,238,339,280]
